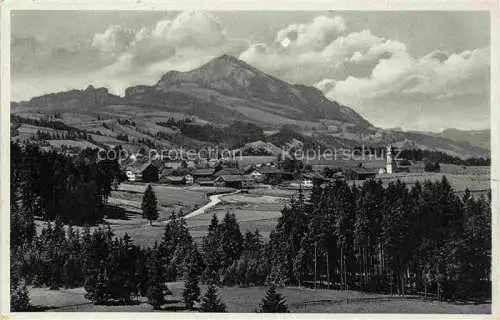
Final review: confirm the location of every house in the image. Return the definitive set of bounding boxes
[164,159,186,170]
[288,178,313,189]
[185,174,194,185]
[160,173,193,185]
[125,161,159,182]
[344,167,377,181]
[139,162,160,182]
[197,177,215,186]
[125,167,141,182]
[192,168,216,181]
[163,176,186,185]
[247,166,294,183]
[214,168,242,177]
[214,175,255,189]
[302,172,327,184]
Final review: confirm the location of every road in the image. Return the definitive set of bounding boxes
[165,189,241,222]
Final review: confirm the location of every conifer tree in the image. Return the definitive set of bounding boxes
[146,243,170,310]
[182,266,201,310]
[142,184,158,225]
[218,211,243,269]
[202,214,224,284]
[200,285,227,312]
[11,252,30,311]
[258,284,289,313]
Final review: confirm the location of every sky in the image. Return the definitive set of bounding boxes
[11,11,490,132]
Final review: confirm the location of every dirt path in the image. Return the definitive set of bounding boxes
[161,190,241,223]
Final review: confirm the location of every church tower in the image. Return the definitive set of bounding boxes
[386,145,393,174]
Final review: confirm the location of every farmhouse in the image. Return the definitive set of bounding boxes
[125,162,159,182]
[344,167,377,181]
[197,177,215,186]
[192,168,216,181]
[160,174,194,185]
[215,175,255,189]
[162,176,186,185]
[247,166,293,183]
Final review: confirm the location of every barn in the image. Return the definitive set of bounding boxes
[214,175,255,189]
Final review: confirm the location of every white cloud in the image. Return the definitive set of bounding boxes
[92,25,135,59]
[275,15,346,53]
[96,11,247,80]
[317,46,490,131]
[239,23,409,85]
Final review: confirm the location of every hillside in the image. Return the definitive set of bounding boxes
[437,128,490,150]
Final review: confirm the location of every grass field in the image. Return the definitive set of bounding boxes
[372,173,490,196]
[28,283,490,313]
[186,192,286,241]
[108,183,224,214]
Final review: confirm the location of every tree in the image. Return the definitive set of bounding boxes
[146,243,170,309]
[258,284,289,313]
[11,252,31,311]
[183,266,201,310]
[201,214,225,284]
[424,161,440,172]
[218,212,243,269]
[200,285,227,312]
[142,185,158,225]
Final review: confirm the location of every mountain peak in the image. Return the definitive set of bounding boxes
[204,54,257,71]
[214,54,241,63]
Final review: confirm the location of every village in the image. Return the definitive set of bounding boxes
[122,146,415,190]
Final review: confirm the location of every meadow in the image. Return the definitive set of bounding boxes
[28,283,490,313]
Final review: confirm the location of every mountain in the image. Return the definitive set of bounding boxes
[124,54,371,128]
[436,128,490,150]
[11,85,122,114]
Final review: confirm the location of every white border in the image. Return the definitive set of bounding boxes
[1,1,498,319]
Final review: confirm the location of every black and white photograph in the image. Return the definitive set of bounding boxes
[2,1,497,316]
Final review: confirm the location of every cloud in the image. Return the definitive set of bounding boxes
[324,46,489,100]
[12,34,104,77]
[317,46,490,131]
[96,11,246,79]
[92,25,136,59]
[239,21,408,85]
[275,15,346,52]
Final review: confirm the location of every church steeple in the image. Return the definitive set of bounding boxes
[386,145,393,174]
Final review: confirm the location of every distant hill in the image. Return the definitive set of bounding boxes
[437,128,490,150]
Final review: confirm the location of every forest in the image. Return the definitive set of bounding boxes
[10,143,123,225]
[11,145,491,311]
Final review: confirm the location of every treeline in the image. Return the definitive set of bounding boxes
[398,149,490,166]
[267,125,326,151]
[32,130,93,141]
[179,121,265,148]
[157,117,193,129]
[356,147,489,167]
[11,142,122,225]
[12,115,76,131]
[266,178,491,300]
